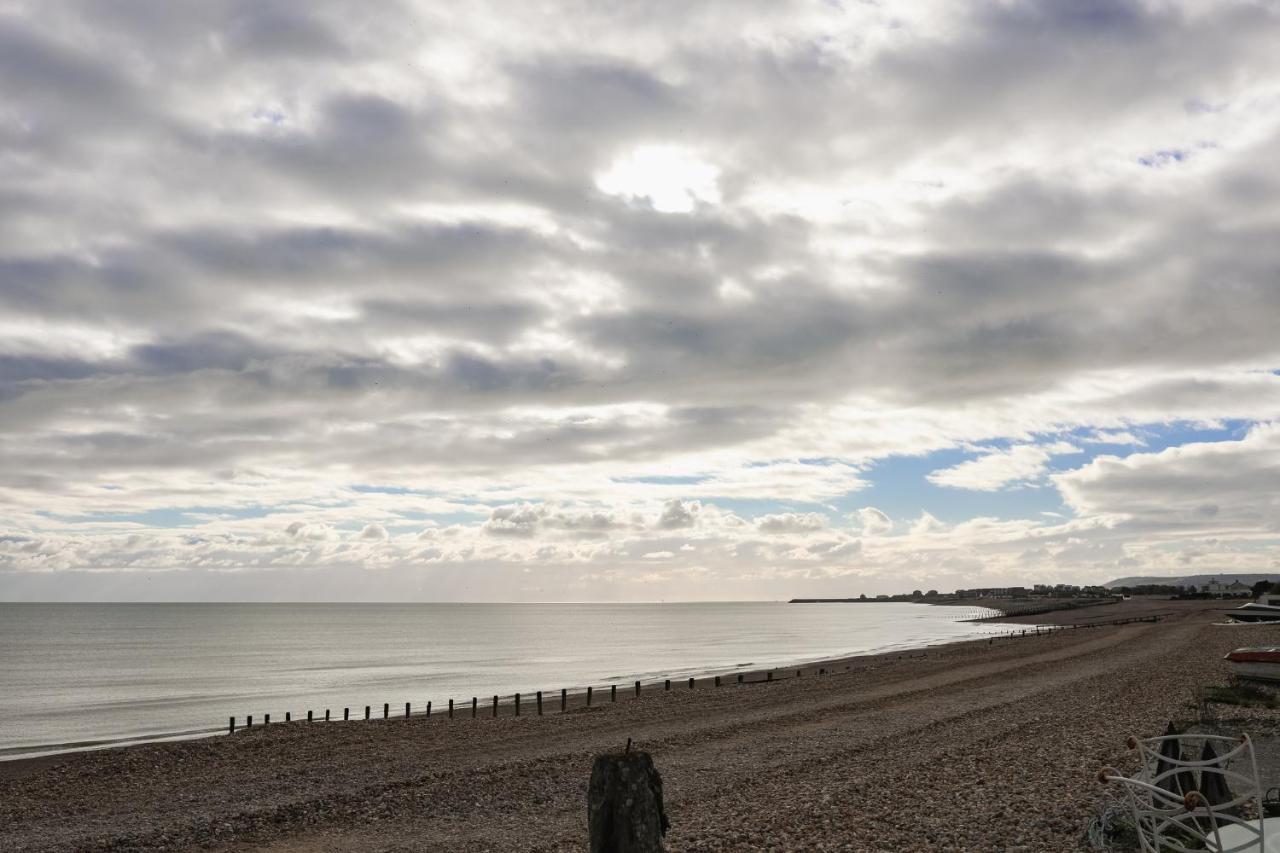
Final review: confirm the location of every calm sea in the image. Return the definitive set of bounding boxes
[0,602,998,758]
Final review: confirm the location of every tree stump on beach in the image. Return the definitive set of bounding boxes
[588,749,669,853]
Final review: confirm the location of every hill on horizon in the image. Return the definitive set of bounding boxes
[1105,573,1280,589]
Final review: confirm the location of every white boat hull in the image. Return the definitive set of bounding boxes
[1228,604,1280,623]
[1229,661,1280,683]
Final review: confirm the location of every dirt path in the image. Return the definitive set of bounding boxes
[2,601,1267,852]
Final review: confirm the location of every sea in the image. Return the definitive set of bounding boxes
[0,601,1001,759]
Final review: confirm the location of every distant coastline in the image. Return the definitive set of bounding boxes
[790,595,1119,620]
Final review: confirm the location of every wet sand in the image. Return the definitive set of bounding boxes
[1,599,1269,851]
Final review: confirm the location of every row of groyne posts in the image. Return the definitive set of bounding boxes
[226,612,1166,735]
[228,671,817,733]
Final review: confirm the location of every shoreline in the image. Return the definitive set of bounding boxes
[0,597,1212,771]
[2,598,1263,851]
[0,598,1176,778]
[0,603,1007,766]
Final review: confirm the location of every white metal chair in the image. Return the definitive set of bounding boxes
[1099,732,1278,852]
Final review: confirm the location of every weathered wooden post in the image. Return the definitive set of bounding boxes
[588,745,669,853]
[737,674,743,684]
[264,713,270,725]
[537,691,543,715]
[307,710,313,723]
[325,709,330,722]
[448,699,454,719]
[405,702,411,718]
[634,680,641,698]
[247,715,253,728]
[285,712,291,722]
[587,686,593,707]
[664,679,671,691]
[611,684,617,703]
[688,677,694,690]
[383,702,389,719]
[472,697,477,718]
[426,701,431,718]
[344,707,350,721]
[714,676,721,687]
[561,688,567,712]
[492,695,498,718]
[364,706,370,720]
[229,716,235,734]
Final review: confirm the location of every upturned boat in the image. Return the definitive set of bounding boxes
[1224,646,1280,683]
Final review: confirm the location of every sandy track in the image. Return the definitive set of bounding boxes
[1,601,1269,852]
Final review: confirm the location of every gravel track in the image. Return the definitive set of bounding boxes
[1,600,1269,852]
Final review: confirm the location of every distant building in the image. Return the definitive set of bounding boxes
[1204,577,1253,597]
[954,586,1028,599]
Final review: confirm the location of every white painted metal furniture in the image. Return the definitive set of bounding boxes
[1099,733,1277,852]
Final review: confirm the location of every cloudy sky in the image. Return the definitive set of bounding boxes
[2,0,1279,602]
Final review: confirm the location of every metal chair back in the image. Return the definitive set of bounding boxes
[1100,733,1264,852]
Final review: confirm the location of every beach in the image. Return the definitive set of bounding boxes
[1,599,1271,852]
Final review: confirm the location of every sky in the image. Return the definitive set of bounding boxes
[1,0,1279,602]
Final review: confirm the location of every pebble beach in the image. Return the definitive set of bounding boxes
[1,598,1270,852]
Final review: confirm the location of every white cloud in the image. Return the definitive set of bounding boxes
[927,443,1080,491]
[852,507,894,536]
[757,513,826,534]
[596,145,722,213]
[1055,422,1280,531]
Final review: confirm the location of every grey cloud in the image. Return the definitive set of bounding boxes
[130,331,281,375]
[657,500,696,530]
[358,523,389,540]
[0,20,146,135]
[5,0,1280,596]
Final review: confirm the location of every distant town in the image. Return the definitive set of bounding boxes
[790,576,1279,605]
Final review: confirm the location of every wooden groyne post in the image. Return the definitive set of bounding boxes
[588,746,669,852]
[537,690,543,715]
